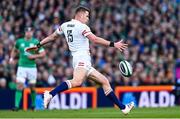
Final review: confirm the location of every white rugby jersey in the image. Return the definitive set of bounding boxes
[56,19,92,52]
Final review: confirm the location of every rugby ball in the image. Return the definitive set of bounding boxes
[119,60,133,77]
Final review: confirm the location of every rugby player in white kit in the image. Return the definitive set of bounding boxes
[27,5,134,115]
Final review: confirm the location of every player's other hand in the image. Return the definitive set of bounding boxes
[28,55,37,60]
[114,39,128,52]
[25,46,38,52]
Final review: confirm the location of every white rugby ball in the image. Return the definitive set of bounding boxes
[119,60,133,77]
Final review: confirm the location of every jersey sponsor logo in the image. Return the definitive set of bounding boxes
[20,43,25,47]
[67,24,75,27]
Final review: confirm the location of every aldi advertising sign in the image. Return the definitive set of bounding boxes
[115,86,175,108]
[0,86,176,110]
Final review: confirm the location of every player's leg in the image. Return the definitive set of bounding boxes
[29,85,36,110]
[88,69,125,109]
[27,67,37,110]
[50,67,87,96]
[13,67,26,111]
[88,69,134,114]
[44,53,90,108]
[44,67,87,108]
[14,82,24,111]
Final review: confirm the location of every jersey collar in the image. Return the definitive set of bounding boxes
[71,19,82,23]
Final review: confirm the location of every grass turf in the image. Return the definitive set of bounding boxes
[0,107,180,118]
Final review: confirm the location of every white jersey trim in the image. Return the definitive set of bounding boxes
[82,30,92,36]
[56,26,63,35]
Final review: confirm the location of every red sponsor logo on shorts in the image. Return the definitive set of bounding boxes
[78,62,85,66]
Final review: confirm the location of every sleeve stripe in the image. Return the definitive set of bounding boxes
[59,27,62,32]
[84,32,92,36]
[82,30,91,36]
[56,26,63,35]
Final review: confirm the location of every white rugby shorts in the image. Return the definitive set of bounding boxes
[72,51,95,76]
[16,67,37,84]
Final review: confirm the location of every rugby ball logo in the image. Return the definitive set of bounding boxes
[119,60,132,77]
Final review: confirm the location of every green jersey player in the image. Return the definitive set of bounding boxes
[9,27,46,111]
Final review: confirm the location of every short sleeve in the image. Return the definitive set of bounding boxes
[55,25,64,35]
[82,25,92,37]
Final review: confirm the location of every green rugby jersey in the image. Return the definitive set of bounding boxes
[15,37,44,67]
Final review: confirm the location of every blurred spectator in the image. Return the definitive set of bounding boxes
[0,78,6,89]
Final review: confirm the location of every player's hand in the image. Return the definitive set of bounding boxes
[114,39,128,52]
[28,55,36,60]
[25,46,38,52]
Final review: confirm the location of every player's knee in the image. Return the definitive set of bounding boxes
[100,78,112,95]
[105,78,110,84]
[101,78,111,91]
[74,81,83,87]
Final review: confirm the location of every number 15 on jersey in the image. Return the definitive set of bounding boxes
[67,30,73,42]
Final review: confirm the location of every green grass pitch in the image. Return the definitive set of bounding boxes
[0,107,180,118]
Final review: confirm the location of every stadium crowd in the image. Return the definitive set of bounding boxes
[0,0,179,89]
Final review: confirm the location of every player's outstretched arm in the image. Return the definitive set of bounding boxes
[28,50,46,60]
[26,32,60,52]
[86,33,128,52]
[39,31,60,47]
